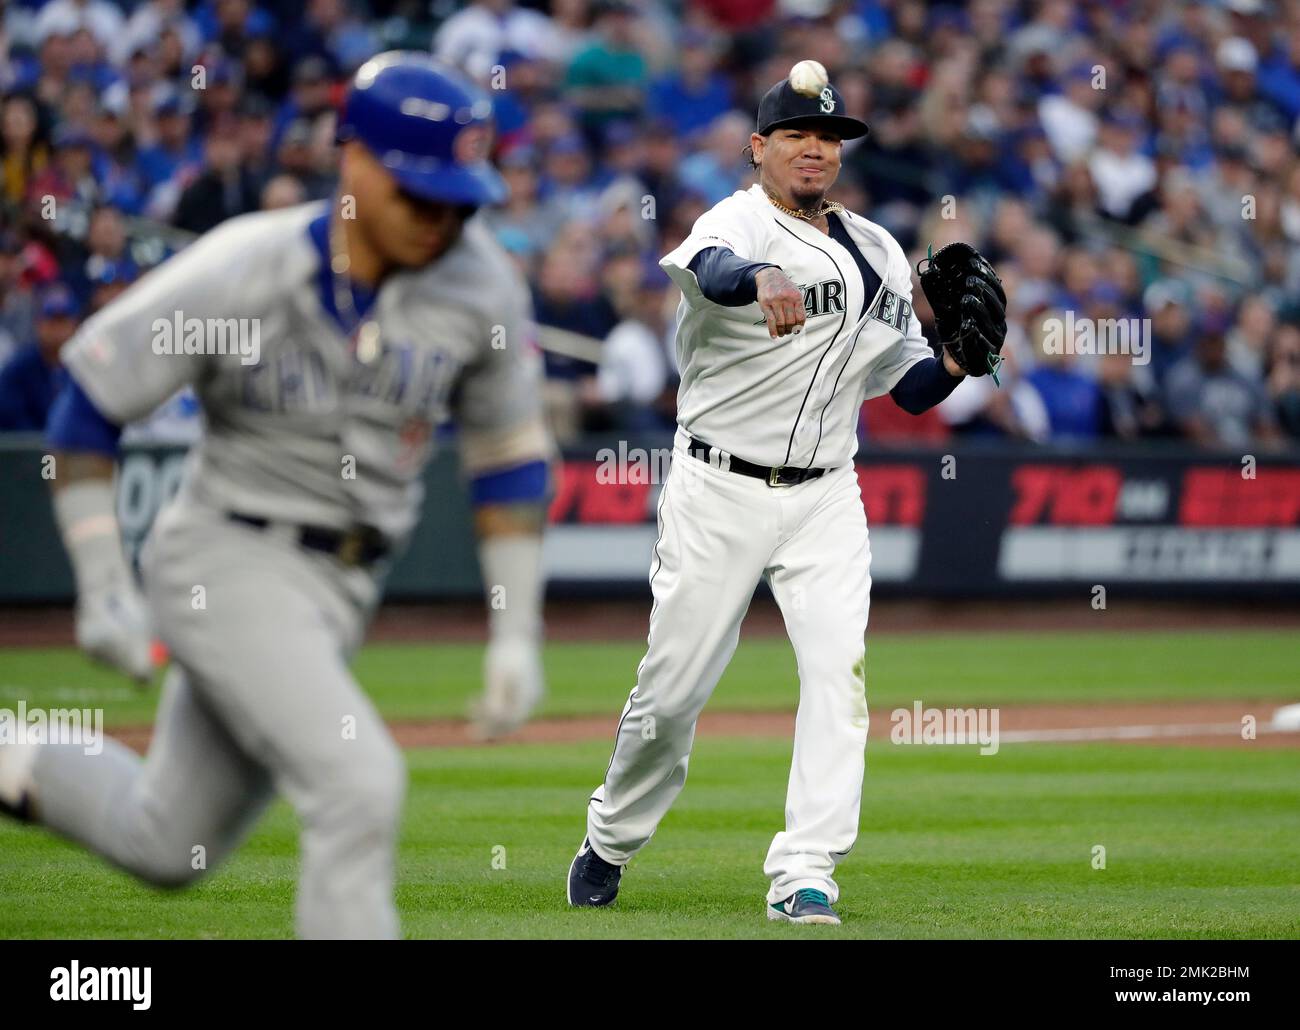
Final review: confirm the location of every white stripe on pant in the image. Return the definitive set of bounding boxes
[587,432,871,904]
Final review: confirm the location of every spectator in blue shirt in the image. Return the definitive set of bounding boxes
[1025,312,1107,441]
[0,284,80,432]
[647,28,732,139]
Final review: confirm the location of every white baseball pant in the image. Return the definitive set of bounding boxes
[587,428,871,904]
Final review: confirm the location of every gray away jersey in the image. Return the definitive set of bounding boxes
[61,201,546,540]
[660,184,932,469]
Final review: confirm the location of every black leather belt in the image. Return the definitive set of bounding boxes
[227,512,390,567]
[686,436,828,487]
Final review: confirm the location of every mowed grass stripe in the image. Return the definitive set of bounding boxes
[1,740,1297,939]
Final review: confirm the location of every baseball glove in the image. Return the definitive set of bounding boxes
[917,242,1007,384]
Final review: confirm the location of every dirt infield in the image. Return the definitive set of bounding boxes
[105,699,1299,755]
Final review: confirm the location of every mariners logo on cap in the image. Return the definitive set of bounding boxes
[819,87,834,113]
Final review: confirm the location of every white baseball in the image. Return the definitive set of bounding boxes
[789,60,829,98]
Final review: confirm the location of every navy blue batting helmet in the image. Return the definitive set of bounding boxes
[337,52,507,207]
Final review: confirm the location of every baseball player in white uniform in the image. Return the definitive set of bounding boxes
[0,54,552,939]
[568,62,1006,924]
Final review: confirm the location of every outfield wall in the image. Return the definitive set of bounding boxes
[2,435,1298,603]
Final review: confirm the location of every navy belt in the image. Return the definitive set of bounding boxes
[227,512,390,567]
[685,436,828,488]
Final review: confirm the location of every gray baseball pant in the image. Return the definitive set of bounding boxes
[30,500,405,939]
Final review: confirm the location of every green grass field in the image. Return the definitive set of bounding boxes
[1,628,1298,939]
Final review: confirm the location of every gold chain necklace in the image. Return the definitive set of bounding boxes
[763,187,843,221]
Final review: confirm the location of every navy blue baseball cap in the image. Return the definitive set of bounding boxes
[757,68,869,140]
[336,51,507,207]
[39,283,80,319]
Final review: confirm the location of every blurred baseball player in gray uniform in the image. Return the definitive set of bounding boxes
[0,54,551,939]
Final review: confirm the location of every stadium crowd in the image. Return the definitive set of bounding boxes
[1,0,1298,450]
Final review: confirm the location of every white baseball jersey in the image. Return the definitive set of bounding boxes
[660,183,932,469]
[61,201,546,541]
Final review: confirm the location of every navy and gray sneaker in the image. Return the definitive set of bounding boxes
[567,838,623,907]
[767,888,841,925]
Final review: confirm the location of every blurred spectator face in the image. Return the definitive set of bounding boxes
[87,208,127,258]
[61,82,99,128]
[36,312,77,363]
[643,125,679,175]
[706,111,750,165]
[991,200,1032,252]
[1196,333,1227,372]
[245,36,279,81]
[309,0,346,29]
[69,27,100,67]
[596,5,638,48]
[1161,176,1201,229]
[1016,228,1059,281]
[601,250,643,315]
[539,247,590,302]
[1237,295,1276,344]
[1104,247,1139,299]
[666,193,707,240]
[158,28,185,73]
[1252,131,1290,177]
[1273,326,1300,380]
[94,108,127,152]
[277,122,316,174]
[1098,351,1134,387]
[501,159,538,205]
[91,277,132,313]
[1066,75,1099,110]
[40,31,75,78]
[159,107,192,148]
[680,39,718,81]
[261,174,306,210]
[2,96,38,151]
[205,132,243,174]
[530,103,578,149]
[1032,310,1072,368]
[1099,119,1137,155]
[1061,251,1098,300]
[240,110,274,161]
[1059,162,1096,205]
[603,132,645,176]
[1210,107,1248,149]
[1163,48,1200,86]
[339,142,472,268]
[545,139,591,187]
[218,0,252,33]
[894,0,928,41]
[293,61,333,113]
[55,139,94,181]
[1151,300,1191,341]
